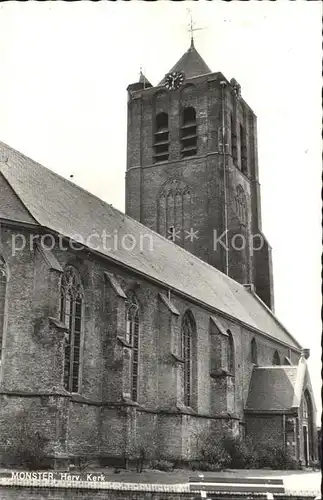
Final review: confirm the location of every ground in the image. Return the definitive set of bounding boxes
[22,468,321,496]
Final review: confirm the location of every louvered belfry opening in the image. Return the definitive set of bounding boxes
[181,106,197,158]
[154,112,169,163]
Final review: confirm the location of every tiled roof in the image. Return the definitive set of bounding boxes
[246,365,300,412]
[0,141,302,350]
[159,42,211,84]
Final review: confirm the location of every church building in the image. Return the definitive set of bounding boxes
[0,39,317,467]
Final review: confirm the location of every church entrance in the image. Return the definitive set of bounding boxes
[302,390,315,465]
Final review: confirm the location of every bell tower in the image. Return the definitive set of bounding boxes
[125,41,274,311]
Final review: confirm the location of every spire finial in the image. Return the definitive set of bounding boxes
[139,65,146,88]
[187,8,204,48]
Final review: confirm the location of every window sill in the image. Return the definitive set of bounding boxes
[210,369,234,378]
[117,336,132,349]
[176,404,197,415]
[121,394,139,407]
[171,352,184,364]
[49,317,68,331]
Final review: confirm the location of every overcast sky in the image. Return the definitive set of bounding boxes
[0,1,321,421]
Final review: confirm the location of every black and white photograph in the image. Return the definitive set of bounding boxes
[0,1,321,499]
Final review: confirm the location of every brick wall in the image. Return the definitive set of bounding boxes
[125,73,274,309]
[245,414,283,448]
[0,225,300,464]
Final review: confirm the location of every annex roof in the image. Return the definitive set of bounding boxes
[245,357,312,412]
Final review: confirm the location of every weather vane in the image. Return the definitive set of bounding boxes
[187,8,204,46]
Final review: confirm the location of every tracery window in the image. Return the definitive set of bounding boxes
[182,311,195,407]
[157,179,192,247]
[0,257,7,357]
[60,266,83,393]
[251,337,258,365]
[125,293,140,402]
[154,112,169,163]
[180,106,197,158]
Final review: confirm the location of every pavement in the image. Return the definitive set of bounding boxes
[0,467,321,497]
[67,468,322,495]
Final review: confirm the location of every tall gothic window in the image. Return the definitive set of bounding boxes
[227,329,235,374]
[180,106,197,158]
[154,112,169,163]
[182,311,195,407]
[60,266,83,393]
[251,337,258,365]
[0,257,7,357]
[230,113,237,163]
[240,123,248,175]
[273,350,280,366]
[125,293,140,402]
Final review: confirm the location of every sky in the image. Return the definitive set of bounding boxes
[0,1,321,421]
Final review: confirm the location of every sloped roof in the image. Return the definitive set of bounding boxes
[139,71,152,88]
[0,141,302,350]
[159,41,211,84]
[246,362,305,412]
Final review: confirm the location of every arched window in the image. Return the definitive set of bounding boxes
[230,113,237,163]
[0,257,7,357]
[154,112,169,163]
[182,311,195,407]
[60,266,84,393]
[125,293,140,402]
[180,106,197,158]
[273,350,280,366]
[227,330,235,374]
[239,123,248,176]
[157,179,192,247]
[251,338,258,365]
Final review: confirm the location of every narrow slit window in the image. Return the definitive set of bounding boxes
[227,329,235,374]
[251,338,257,365]
[273,350,280,366]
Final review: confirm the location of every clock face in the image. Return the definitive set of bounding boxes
[164,71,185,91]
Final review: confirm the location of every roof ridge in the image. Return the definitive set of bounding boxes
[0,142,265,294]
[0,140,125,217]
[0,141,302,351]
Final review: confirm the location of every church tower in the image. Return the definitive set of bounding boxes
[125,41,274,311]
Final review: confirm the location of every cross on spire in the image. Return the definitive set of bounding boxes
[187,9,204,47]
